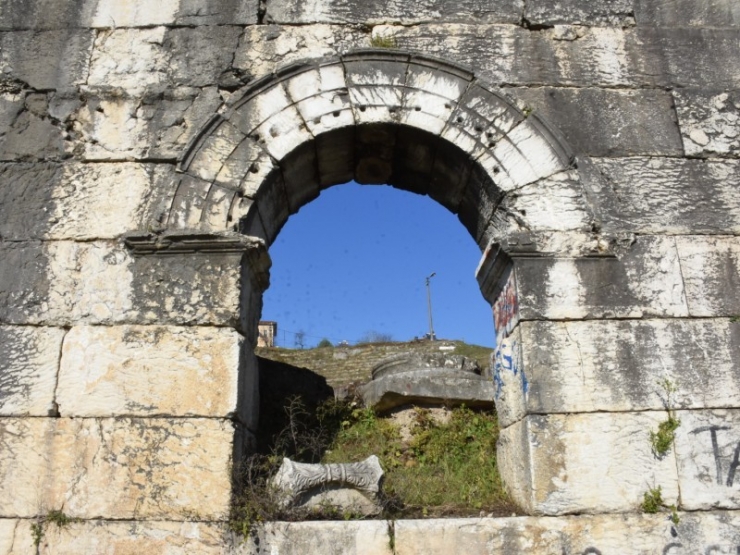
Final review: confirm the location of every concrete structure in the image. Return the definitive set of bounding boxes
[0,0,739,552]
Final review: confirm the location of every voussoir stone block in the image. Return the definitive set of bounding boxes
[674,409,740,511]
[497,412,679,515]
[0,417,234,520]
[57,325,243,418]
[676,236,740,317]
[0,326,64,416]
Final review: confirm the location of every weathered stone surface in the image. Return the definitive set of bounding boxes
[514,319,740,421]
[674,89,740,157]
[510,87,683,156]
[674,409,740,510]
[272,456,384,515]
[582,157,740,234]
[42,520,228,555]
[0,92,64,161]
[265,0,522,24]
[57,325,242,418]
[0,326,63,416]
[0,417,234,519]
[676,236,740,317]
[233,25,366,81]
[525,0,635,26]
[514,235,689,320]
[498,412,680,515]
[0,240,242,326]
[0,30,93,90]
[375,25,740,88]
[238,521,393,555]
[90,0,259,27]
[0,520,34,554]
[88,26,241,92]
[634,0,740,26]
[0,163,176,240]
[394,513,740,555]
[70,87,222,161]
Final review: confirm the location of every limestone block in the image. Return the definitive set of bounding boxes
[674,409,740,510]
[0,240,242,326]
[0,326,64,416]
[90,0,258,27]
[582,157,740,235]
[239,521,393,555]
[498,412,680,515]
[515,235,689,320]
[0,30,94,90]
[0,0,97,30]
[265,0,522,24]
[70,87,221,161]
[510,87,683,156]
[375,25,740,88]
[233,25,366,81]
[491,327,526,426]
[0,417,234,520]
[485,170,592,239]
[634,0,740,26]
[42,520,228,555]
[0,520,35,554]
[394,513,740,555]
[674,89,740,157]
[56,325,242,418]
[0,162,178,241]
[88,26,241,92]
[525,0,635,26]
[676,236,740,317]
[0,98,64,161]
[514,319,740,423]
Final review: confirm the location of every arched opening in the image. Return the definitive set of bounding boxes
[160,49,587,518]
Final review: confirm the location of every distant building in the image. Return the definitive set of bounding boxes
[257,321,278,347]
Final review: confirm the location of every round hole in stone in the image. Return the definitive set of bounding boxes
[333,111,340,117]
[488,142,496,148]
[359,105,367,112]
[493,166,500,174]
[474,125,483,132]
[313,117,321,125]
[415,106,421,111]
[456,116,464,123]
[249,163,260,174]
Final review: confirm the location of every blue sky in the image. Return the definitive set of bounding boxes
[261,182,495,348]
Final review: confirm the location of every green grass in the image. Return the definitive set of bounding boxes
[322,405,512,517]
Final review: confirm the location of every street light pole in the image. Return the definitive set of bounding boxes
[426,272,436,341]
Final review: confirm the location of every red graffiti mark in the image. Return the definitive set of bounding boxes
[493,272,519,339]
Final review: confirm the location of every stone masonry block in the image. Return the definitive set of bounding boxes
[582,157,740,235]
[233,25,366,82]
[524,0,635,26]
[0,417,234,520]
[243,521,393,555]
[676,236,740,318]
[57,325,243,418]
[514,235,689,320]
[375,25,740,89]
[0,520,34,554]
[498,412,679,515]
[0,326,64,416]
[0,30,94,90]
[634,0,740,27]
[674,89,740,158]
[0,240,242,326]
[394,513,740,555]
[41,520,228,555]
[90,0,259,27]
[674,409,740,510]
[510,87,683,157]
[265,0,522,25]
[516,319,740,421]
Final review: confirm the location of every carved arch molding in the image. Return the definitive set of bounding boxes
[162,49,577,251]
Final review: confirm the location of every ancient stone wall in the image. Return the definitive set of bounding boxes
[0,0,739,552]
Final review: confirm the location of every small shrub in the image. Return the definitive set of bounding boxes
[317,338,333,348]
[650,415,681,457]
[641,486,663,513]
